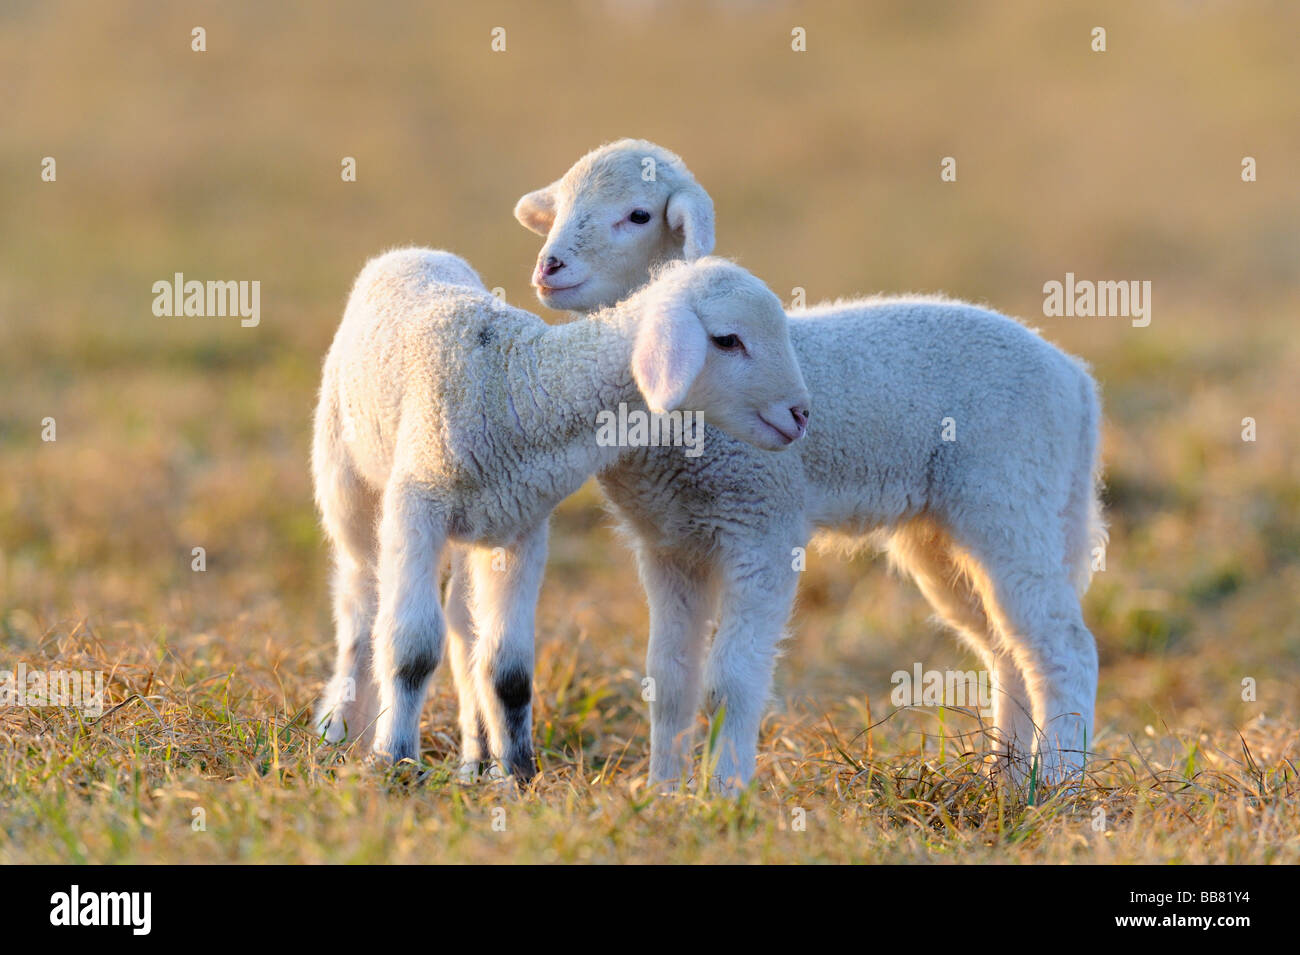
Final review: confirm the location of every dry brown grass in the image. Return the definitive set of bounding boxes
[1,0,1298,862]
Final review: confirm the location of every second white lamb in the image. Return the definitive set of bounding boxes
[508,140,1105,789]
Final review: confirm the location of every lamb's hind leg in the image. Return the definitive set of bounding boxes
[371,481,447,764]
[317,554,379,745]
[889,522,1036,773]
[314,445,380,746]
[466,522,548,782]
[444,548,490,780]
[972,552,1098,786]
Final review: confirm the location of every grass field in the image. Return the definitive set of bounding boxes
[2,1,1298,863]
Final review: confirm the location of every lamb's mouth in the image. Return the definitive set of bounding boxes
[757,413,800,445]
[537,279,587,294]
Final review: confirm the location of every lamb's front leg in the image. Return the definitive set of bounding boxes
[371,482,446,764]
[702,547,800,793]
[467,522,549,781]
[640,551,716,789]
[444,548,490,780]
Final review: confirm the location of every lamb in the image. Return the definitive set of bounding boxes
[311,246,810,774]
[509,139,1105,789]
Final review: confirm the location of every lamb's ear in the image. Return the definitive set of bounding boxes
[514,181,560,236]
[631,295,708,414]
[666,183,715,260]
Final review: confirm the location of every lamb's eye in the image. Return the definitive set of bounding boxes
[629,209,652,225]
[710,334,743,351]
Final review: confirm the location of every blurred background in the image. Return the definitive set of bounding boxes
[1,0,1297,809]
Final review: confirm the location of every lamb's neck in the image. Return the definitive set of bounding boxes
[513,305,644,470]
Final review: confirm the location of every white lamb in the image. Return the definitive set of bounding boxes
[510,140,1105,789]
[311,246,810,773]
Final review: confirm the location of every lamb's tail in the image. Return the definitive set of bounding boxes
[1064,364,1107,596]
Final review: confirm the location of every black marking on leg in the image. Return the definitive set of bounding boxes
[505,708,536,780]
[494,666,535,779]
[396,652,438,696]
[494,665,532,711]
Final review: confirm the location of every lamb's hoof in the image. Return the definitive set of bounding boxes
[986,748,1088,797]
[454,758,514,785]
[1032,761,1088,794]
[366,753,423,786]
[980,751,1020,784]
[650,777,683,796]
[317,716,348,745]
[369,734,419,767]
[455,759,503,783]
[701,774,745,798]
[505,751,538,787]
[314,700,346,743]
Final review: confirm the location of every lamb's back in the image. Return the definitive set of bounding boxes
[323,249,544,489]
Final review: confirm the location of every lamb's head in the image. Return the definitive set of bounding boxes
[630,258,810,452]
[515,139,714,313]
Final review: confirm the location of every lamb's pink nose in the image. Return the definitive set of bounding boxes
[540,255,565,277]
[791,406,810,437]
